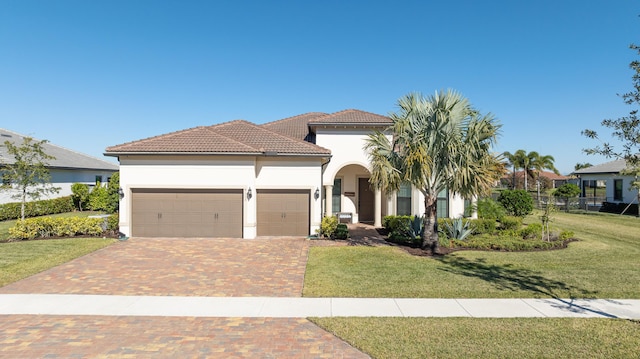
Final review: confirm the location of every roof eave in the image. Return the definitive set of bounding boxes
[104,151,331,157]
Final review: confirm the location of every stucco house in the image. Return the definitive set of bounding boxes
[105,110,470,239]
[572,159,639,211]
[1,128,119,204]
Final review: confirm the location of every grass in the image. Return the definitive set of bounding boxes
[311,317,640,359]
[306,211,640,358]
[0,211,114,286]
[0,237,115,286]
[304,211,640,298]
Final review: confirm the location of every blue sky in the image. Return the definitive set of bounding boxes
[1,0,637,174]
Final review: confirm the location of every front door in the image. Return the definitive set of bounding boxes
[358,178,374,223]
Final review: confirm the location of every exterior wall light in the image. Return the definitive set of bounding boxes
[247,187,252,200]
[118,187,124,199]
[314,187,320,200]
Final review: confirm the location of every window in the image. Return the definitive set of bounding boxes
[332,178,341,213]
[582,180,606,198]
[437,188,448,218]
[95,175,103,185]
[397,182,412,215]
[614,179,623,201]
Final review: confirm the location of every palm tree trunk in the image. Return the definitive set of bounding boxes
[421,194,439,254]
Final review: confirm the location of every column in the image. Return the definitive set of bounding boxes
[374,188,382,227]
[324,184,333,217]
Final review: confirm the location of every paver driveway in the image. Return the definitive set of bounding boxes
[0,237,368,358]
[1,237,311,297]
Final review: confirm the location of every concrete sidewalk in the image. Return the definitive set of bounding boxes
[1,294,639,319]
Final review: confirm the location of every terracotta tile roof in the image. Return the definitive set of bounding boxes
[508,170,568,180]
[308,109,392,126]
[106,120,331,156]
[261,112,327,141]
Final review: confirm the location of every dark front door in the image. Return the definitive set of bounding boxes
[358,178,374,224]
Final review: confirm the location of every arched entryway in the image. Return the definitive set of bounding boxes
[323,163,383,227]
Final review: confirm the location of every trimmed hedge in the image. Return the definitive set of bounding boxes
[0,196,75,221]
[450,233,570,251]
[8,217,105,240]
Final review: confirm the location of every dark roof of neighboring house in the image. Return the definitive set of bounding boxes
[572,159,628,175]
[105,120,331,156]
[0,128,118,171]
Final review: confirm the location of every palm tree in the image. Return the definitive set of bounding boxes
[574,162,593,171]
[529,152,560,202]
[364,90,503,254]
[503,149,526,189]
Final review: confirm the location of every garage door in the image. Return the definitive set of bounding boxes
[257,189,309,236]
[131,189,243,238]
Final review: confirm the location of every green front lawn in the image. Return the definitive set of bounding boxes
[306,211,640,358]
[311,317,640,359]
[304,211,640,299]
[0,211,115,286]
[0,237,115,287]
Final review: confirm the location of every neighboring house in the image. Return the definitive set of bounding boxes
[105,110,470,239]
[504,170,569,189]
[572,159,638,209]
[0,128,119,204]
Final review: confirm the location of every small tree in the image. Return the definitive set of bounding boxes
[553,183,581,212]
[583,44,640,213]
[497,189,534,217]
[105,172,120,214]
[539,201,556,241]
[89,183,110,212]
[0,137,60,220]
[71,183,90,211]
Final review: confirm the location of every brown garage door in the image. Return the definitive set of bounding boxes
[257,189,309,236]
[131,189,243,238]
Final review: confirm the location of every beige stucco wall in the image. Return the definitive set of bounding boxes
[117,155,322,238]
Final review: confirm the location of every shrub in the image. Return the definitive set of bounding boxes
[318,216,338,238]
[559,230,575,240]
[499,216,522,231]
[334,223,349,239]
[451,233,567,251]
[89,184,110,212]
[385,215,423,244]
[470,218,496,234]
[107,214,119,234]
[519,223,543,239]
[71,183,90,211]
[9,217,104,240]
[476,198,506,220]
[383,215,413,232]
[0,196,74,221]
[497,189,534,217]
[105,172,120,214]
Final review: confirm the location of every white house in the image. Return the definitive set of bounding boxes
[1,128,119,204]
[572,159,639,210]
[105,110,470,239]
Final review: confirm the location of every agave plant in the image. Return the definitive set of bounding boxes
[443,217,474,241]
[407,215,424,240]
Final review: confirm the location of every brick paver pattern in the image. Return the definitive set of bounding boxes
[0,237,370,358]
[0,237,310,297]
[0,315,367,358]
